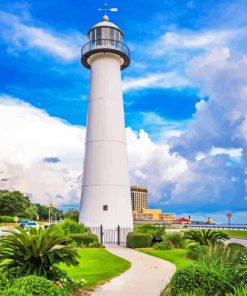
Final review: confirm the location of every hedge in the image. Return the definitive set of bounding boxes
[126,232,152,248]
[69,232,98,246]
[3,275,65,296]
[0,216,16,223]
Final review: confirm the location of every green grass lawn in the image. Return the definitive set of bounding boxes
[60,248,131,288]
[222,230,247,239]
[138,248,194,270]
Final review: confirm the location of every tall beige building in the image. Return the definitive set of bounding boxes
[131,186,148,212]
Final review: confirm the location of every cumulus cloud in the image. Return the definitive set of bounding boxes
[0,95,85,206]
[153,29,241,56]
[0,11,84,61]
[122,71,191,92]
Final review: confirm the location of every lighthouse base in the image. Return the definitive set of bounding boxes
[79,185,133,229]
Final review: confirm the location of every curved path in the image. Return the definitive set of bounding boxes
[91,246,176,296]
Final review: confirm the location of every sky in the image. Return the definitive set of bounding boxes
[0,0,247,223]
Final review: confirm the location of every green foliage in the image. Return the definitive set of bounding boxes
[0,226,79,277]
[153,242,172,250]
[34,203,49,220]
[184,229,229,245]
[192,242,247,266]
[10,275,64,296]
[226,285,247,296]
[134,224,166,237]
[0,190,31,217]
[187,245,210,260]
[167,232,186,248]
[0,273,9,290]
[0,216,16,223]
[126,232,152,248]
[58,219,87,234]
[64,209,79,222]
[49,267,85,294]
[88,241,104,248]
[69,233,98,246]
[0,287,31,296]
[24,205,38,220]
[163,261,247,296]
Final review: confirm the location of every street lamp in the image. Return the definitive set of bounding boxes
[226,212,232,228]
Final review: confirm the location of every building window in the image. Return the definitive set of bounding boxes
[103,205,108,211]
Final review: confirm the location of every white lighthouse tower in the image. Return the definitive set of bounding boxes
[79,13,133,230]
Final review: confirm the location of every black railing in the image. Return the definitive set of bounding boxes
[81,39,130,58]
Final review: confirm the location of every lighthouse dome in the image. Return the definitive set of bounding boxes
[81,16,130,70]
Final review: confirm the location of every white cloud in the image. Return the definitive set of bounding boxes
[153,29,240,56]
[210,147,243,159]
[122,71,191,92]
[0,95,85,205]
[0,11,84,61]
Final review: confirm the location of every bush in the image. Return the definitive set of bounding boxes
[0,216,16,223]
[126,232,152,248]
[58,219,87,234]
[0,287,31,296]
[184,229,229,246]
[134,224,166,237]
[153,242,172,250]
[0,226,78,277]
[0,273,9,290]
[88,241,104,248]
[226,286,247,296]
[3,276,65,296]
[69,233,98,246]
[167,232,186,249]
[163,261,245,296]
[187,244,209,260]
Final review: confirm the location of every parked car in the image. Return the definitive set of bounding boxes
[18,220,30,228]
[24,221,39,230]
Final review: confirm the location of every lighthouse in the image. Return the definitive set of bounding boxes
[79,13,133,230]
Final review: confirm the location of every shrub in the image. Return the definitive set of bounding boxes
[88,241,104,248]
[0,287,31,296]
[167,232,186,248]
[0,273,9,290]
[49,267,86,294]
[126,232,152,248]
[11,275,65,296]
[0,216,16,223]
[187,244,209,260]
[184,229,229,245]
[163,261,245,296]
[134,224,166,237]
[69,233,98,246]
[58,219,87,234]
[0,226,79,277]
[226,286,247,296]
[153,242,172,250]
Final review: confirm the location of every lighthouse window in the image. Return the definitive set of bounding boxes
[96,28,102,40]
[109,28,115,40]
[103,205,108,211]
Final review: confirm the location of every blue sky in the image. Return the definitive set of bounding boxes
[0,0,247,223]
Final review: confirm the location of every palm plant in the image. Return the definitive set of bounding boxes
[0,226,79,277]
[184,229,229,245]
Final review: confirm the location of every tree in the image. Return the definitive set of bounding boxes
[0,190,31,217]
[0,226,79,277]
[65,209,79,222]
[24,205,38,220]
[184,229,229,245]
[35,203,49,220]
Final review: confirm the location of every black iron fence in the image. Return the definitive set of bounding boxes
[89,225,132,245]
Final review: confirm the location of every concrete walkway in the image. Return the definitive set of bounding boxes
[91,246,176,296]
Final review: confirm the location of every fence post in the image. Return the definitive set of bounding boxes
[100,224,103,244]
[117,225,120,245]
